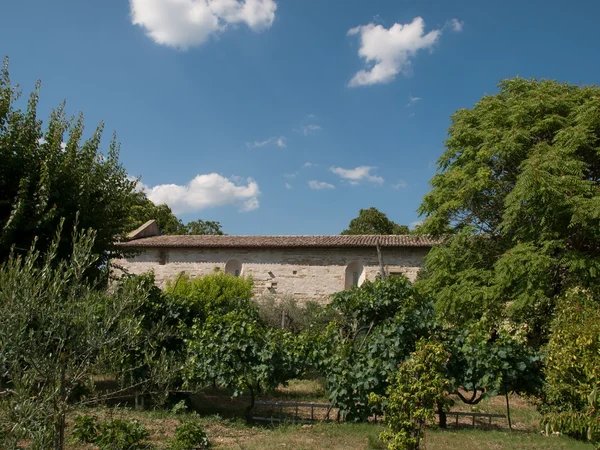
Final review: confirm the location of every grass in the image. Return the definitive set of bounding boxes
[61,380,594,449]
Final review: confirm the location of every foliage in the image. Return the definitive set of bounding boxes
[541,288,600,446]
[373,338,450,450]
[0,222,148,449]
[96,418,151,450]
[256,293,337,333]
[315,276,434,421]
[110,272,189,402]
[417,78,600,345]
[442,326,542,406]
[185,219,223,235]
[184,299,307,422]
[72,414,151,450]
[342,207,409,235]
[165,271,253,321]
[71,414,99,444]
[0,57,138,279]
[127,192,224,236]
[168,420,210,450]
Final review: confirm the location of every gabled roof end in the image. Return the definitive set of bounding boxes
[127,220,161,240]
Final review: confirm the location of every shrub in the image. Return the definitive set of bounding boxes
[373,338,450,450]
[165,272,253,320]
[95,418,151,450]
[72,415,152,450]
[71,414,100,444]
[541,288,600,445]
[168,420,210,450]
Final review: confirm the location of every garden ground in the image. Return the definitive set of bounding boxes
[65,379,593,449]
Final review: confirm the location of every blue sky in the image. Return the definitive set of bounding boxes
[2,0,600,235]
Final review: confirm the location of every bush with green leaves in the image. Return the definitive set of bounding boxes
[372,338,450,450]
[314,276,434,421]
[71,414,100,445]
[168,420,210,450]
[541,288,600,446]
[165,271,253,321]
[72,415,151,450]
[0,222,149,450]
[184,299,307,422]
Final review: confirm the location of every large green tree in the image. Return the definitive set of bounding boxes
[0,58,137,277]
[417,78,600,344]
[342,207,409,235]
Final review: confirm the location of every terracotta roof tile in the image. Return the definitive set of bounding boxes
[117,235,439,249]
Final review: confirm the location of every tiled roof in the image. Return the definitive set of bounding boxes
[117,234,439,249]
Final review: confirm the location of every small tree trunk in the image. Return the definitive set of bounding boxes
[505,389,512,431]
[54,360,67,450]
[437,401,447,428]
[245,384,256,424]
[54,413,65,450]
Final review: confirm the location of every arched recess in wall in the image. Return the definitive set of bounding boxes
[225,259,243,277]
[345,261,365,290]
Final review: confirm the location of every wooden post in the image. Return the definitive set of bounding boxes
[281,310,286,329]
[376,241,387,280]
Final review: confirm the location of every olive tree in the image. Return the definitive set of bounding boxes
[0,222,148,450]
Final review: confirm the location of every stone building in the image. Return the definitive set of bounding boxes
[116,220,436,303]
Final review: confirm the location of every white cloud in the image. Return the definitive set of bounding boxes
[284,172,297,179]
[410,220,423,229]
[329,166,384,185]
[129,0,277,50]
[142,173,260,213]
[308,180,335,190]
[347,17,443,87]
[285,182,293,189]
[303,162,316,167]
[300,124,322,136]
[447,18,464,32]
[246,135,286,149]
[392,180,408,189]
[406,95,420,106]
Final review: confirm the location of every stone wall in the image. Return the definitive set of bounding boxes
[115,246,429,303]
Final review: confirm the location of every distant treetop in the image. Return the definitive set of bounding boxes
[341,207,410,235]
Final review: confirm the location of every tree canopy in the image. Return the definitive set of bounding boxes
[0,58,138,278]
[417,77,600,344]
[342,207,409,235]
